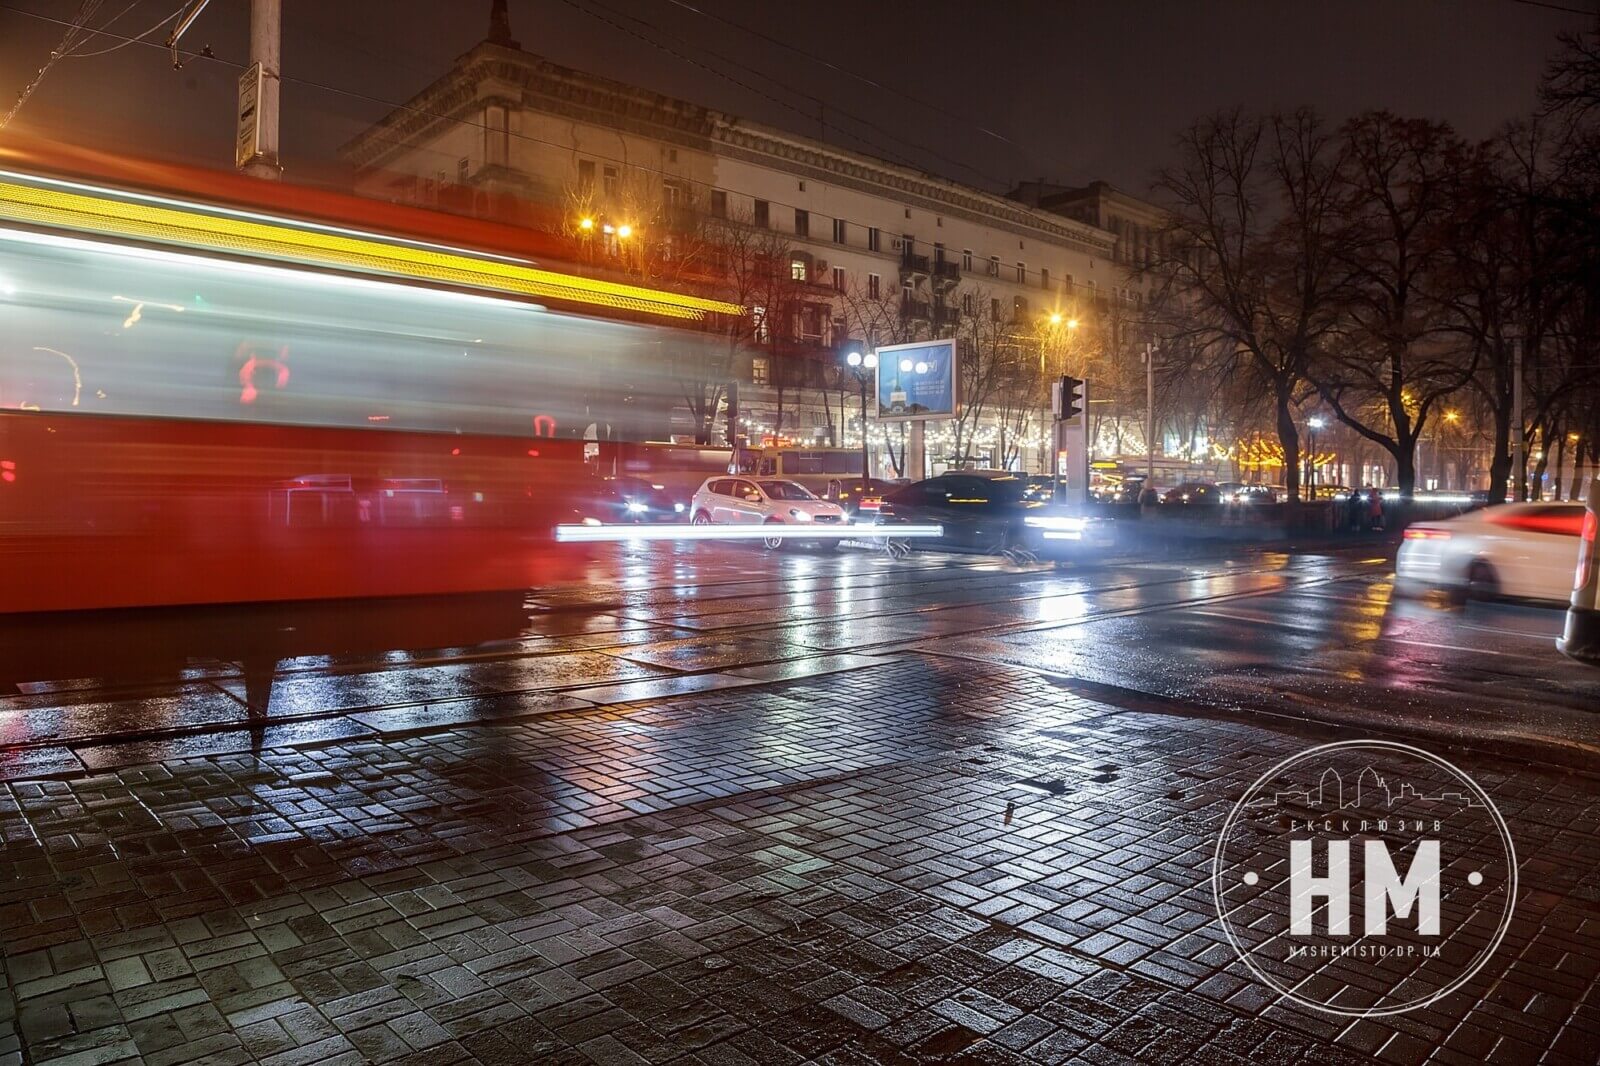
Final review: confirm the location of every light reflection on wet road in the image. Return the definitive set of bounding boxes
[0,541,1595,777]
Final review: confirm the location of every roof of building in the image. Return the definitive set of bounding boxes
[342,8,1117,256]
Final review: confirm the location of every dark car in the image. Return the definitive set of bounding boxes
[1162,482,1223,505]
[571,476,683,524]
[824,477,901,518]
[877,472,1108,557]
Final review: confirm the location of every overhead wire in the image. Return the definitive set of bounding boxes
[559,0,1017,190]
[1,0,107,130]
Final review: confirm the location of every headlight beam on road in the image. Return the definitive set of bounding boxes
[554,523,944,543]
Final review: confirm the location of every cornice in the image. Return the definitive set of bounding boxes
[343,47,1116,257]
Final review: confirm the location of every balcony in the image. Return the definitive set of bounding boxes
[933,305,961,329]
[900,252,930,281]
[900,298,931,322]
[932,260,961,289]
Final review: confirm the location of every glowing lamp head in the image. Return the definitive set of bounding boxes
[1066,317,1079,330]
[578,217,595,231]
[846,351,862,367]
[1309,417,1325,429]
[863,353,878,369]
[616,224,633,239]
[900,358,914,373]
[1048,312,1062,326]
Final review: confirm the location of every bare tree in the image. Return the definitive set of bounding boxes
[1312,112,1476,498]
[1146,109,1343,503]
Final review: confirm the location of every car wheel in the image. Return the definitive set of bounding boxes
[692,510,712,526]
[762,519,786,551]
[1465,560,1500,601]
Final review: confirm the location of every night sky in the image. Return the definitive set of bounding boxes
[1,0,1594,195]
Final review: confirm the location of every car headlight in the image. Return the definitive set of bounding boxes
[673,502,686,513]
[625,501,648,513]
[582,516,602,526]
[1024,515,1087,532]
[789,509,814,521]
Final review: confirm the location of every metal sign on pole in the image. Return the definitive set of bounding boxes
[236,62,263,169]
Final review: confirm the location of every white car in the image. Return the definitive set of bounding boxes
[1395,502,1586,604]
[689,476,847,548]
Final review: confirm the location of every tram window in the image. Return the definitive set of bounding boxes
[0,231,719,442]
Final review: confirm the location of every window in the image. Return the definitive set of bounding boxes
[790,257,808,282]
[577,159,595,190]
[832,218,847,244]
[988,255,999,277]
[904,208,911,219]
[867,227,881,252]
[662,181,684,206]
[991,297,1001,320]
[798,180,807,192]
[934,242,945,265]
[832,266,846,293]
[457,157,469,184]
[832,318,847,343]
[936,216,943,227]
[868,273,881,299]
[794,209,809,238]
[961,293,974,315]
[752,305,769,343]
[484,105,509,167]
[603,166,618,197]
[962,249,972,271]
[710,189,727,218]
[667,148,678,163]
[754,200,769,228]
[1041,268,1050,290]
[751,358,770,386]
[1016,262,1026,283]
[901,282,914,303]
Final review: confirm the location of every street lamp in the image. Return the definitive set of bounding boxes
[844,349,878,481]
[1307,416,1326,501]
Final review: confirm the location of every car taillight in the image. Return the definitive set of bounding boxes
[860,497,882,510]
[1403,527,1451,541]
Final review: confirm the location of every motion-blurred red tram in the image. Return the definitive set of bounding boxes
[0,142,738,612]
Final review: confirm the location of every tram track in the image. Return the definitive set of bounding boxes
[0,549,1386,765]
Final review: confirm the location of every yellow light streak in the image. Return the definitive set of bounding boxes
[0,178,741,322]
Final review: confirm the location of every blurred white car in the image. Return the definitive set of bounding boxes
[689,476,846,548]
[1395,502,1586,603]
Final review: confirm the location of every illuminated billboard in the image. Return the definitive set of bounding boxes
[874,338,958,422]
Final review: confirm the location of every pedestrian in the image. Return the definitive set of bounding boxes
[1347,489,1364,532]
[1367,487,1385,533]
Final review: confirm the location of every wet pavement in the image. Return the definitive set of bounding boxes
[0,541,1597,1063]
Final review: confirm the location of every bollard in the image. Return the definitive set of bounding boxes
[1556,475,1600,666]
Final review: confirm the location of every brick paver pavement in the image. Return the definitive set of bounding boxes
[0,654,1595,1064]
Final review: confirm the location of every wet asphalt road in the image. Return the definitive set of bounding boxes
[0,539,1594,777]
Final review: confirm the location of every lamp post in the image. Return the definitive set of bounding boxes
[844,349,878,481]
[1307,416,1325,501]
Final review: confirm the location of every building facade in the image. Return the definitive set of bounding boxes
[342,3,1160,473]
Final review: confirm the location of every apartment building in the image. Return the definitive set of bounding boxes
[342,2,1156,459]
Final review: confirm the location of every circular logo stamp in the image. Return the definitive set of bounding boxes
[1212,739,1517,1016]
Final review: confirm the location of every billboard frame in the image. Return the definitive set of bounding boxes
[872,337,960,423]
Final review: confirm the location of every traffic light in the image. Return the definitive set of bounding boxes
[1052,375,1085,420]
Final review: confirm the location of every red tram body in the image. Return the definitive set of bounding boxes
[0,140,738,612]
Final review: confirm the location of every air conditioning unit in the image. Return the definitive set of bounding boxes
[814,259,829,275]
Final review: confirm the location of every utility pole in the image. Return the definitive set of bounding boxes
[241,0,282,179]
[1143,343,1155,489]
[168,0,280,178]
[1512,333,1525,502]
